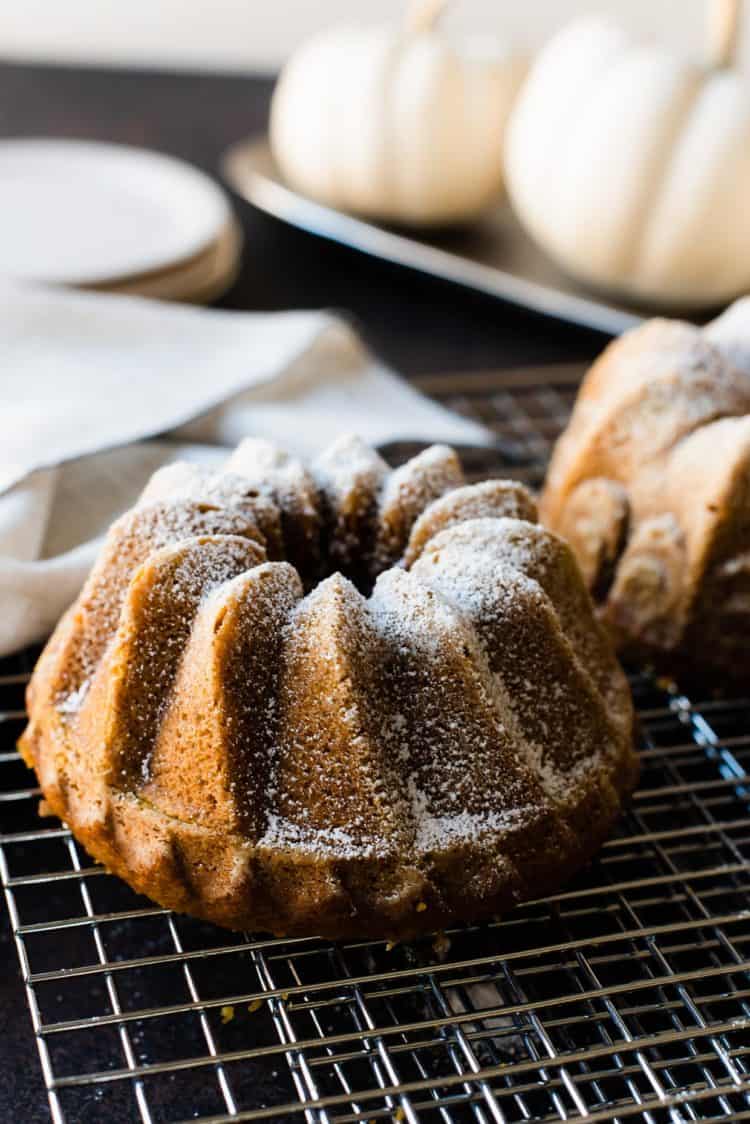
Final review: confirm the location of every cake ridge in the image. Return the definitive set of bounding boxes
[100,534,268,792]
[142,560,302,838]
[374,443,464,569]
[227,438,322,582]
[409,519,630,821]
[273,571,415,855]
[312,434,389,581]
[22,499,263,760]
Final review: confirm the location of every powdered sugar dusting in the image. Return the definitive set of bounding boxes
[261,814,387,859]
[227,438,319,521]
[312,434,388,576]
[367,567,555,851]
[375,444,464,567]
[54,499,258,715]
[41,436,632,890]
[57,678,90,715]
[411,521,623,805]
[404,479,537,567]
[140,462,281,550]
[313,434,388,507]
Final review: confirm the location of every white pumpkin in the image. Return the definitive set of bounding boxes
[504,2,750,307]
[270,0,525,225]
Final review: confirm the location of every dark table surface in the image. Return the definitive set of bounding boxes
[0,59,607,1122]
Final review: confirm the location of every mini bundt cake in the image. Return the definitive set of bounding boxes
[541,299,750,684]
[21,435,637,940]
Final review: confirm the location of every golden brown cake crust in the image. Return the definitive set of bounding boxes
[21,438,637,940]
[541,314,750,684]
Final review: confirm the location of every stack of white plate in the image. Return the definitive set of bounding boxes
[0,139,241,303]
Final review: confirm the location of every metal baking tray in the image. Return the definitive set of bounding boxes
[222,138,717,338]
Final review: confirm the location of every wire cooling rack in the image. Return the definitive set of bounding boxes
[3,364,750,1123]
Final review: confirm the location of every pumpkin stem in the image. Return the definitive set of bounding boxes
[707,0,741,67]
[403,0,450,35]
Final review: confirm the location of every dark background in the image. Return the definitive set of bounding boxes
[0,59,605,1122]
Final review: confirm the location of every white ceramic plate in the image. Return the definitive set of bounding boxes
[0,138,233,286]
[100,219,243,304]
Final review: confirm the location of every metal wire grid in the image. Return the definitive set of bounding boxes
[1,364,750,1123]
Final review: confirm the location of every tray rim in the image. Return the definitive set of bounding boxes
[222,135,648,338]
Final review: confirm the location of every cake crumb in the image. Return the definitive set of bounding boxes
[393,1108,406,1122]
[220,1006,235,1024]
[247,999,263,1013]
[415,902,427,913]
[432,932,451,961]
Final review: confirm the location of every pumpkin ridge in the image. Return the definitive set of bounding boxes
[627,69,705,280]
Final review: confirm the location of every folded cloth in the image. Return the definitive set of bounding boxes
[1,281,491,656]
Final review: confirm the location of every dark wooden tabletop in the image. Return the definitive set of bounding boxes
[0,58,608,1123]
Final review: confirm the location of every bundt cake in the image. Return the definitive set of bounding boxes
[20,435,637,940]
[540,298,750,684]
